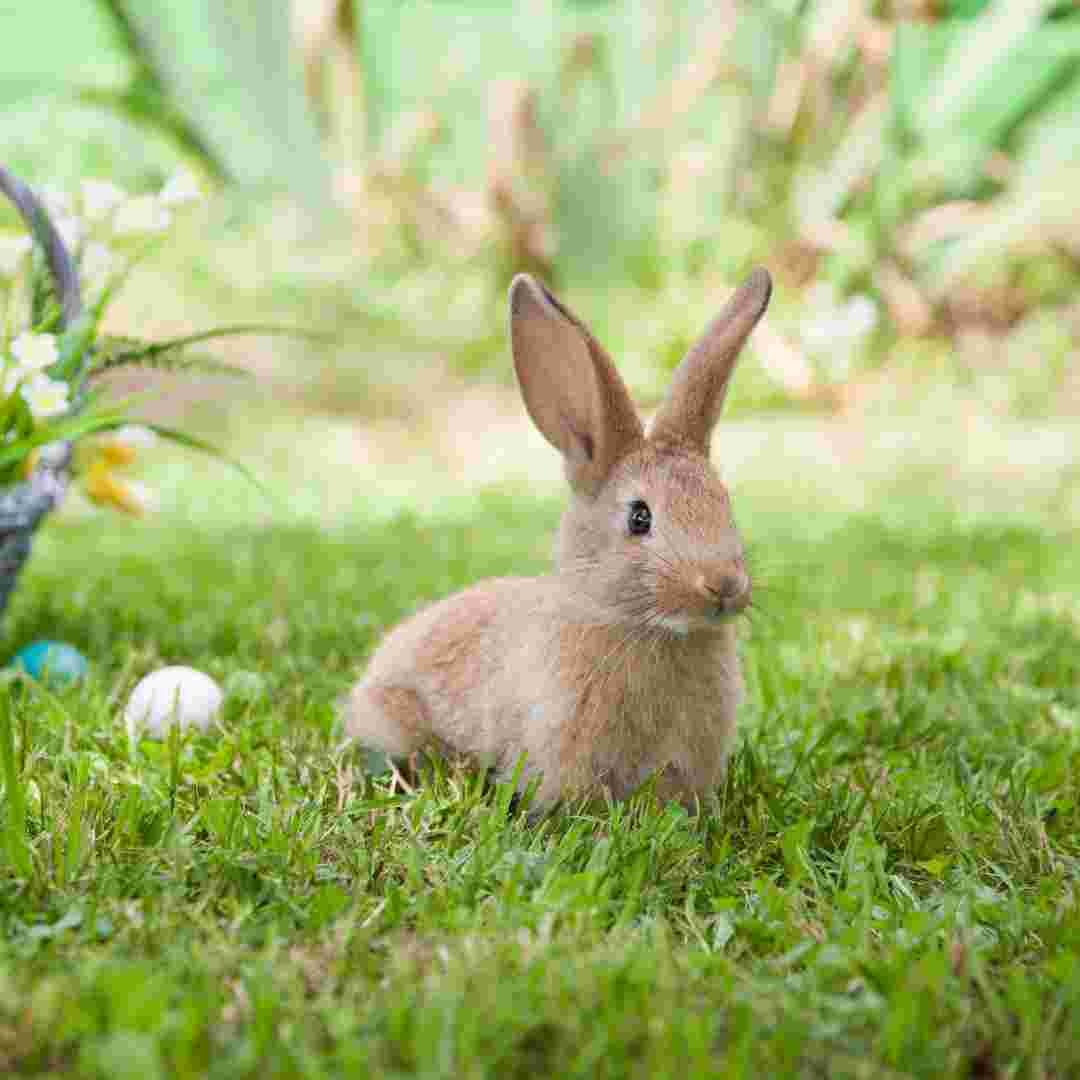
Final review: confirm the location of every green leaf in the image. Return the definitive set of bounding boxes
[949,30,1079,150]
[52,284,113,383]
[0,404,133,472]
[0,692,31,878]
[308,884,351,930]
[91,338,251,379]
[913,0,1061,145]
[0,382,27,440]
[139,422,277,504]
[87,324,333,378]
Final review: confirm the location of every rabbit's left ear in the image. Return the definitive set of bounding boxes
[650,268,772,453]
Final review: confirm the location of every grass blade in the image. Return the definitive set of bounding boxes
[0,691,32,878]
[88,323,334,378]
[141,422,278,505]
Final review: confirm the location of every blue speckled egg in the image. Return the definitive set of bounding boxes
[12,640,88,686]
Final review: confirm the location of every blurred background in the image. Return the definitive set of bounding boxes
[1,0,1078,526]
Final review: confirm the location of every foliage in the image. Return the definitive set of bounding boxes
[0,171,291,505]
[285,0,1080,403]
[3,1,1078,410]
[276,1,1080,341]
[80,0,232,183]
[763,0,1080,316]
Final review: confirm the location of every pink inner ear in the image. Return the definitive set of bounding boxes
[576,431,595,464]
[510,275,643,495]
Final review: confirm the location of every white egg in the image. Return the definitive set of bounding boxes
[124,666,224,739]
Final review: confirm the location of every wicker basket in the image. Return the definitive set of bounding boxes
[0,166,83,618]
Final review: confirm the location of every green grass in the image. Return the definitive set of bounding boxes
[1,4,1078,1073]
[0,492,1078,1078]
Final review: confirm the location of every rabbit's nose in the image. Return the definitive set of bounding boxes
[695,565,750,612]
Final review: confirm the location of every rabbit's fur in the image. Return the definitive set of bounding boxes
[348,268,772,809]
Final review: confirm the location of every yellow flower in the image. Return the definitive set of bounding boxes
[84,459,145,516]
[100,441,137,466]
[95,426,155,466]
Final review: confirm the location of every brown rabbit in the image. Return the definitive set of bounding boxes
[347,268,772,810]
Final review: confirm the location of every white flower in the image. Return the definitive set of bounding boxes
[80,178,128,220]
[55,216,83,252]
[80,242,117,286]
[843,295,878,339]
[125,481,159,514]
[21,373,69,420]
[158,170,202,207]
[39,185,72,218]
[10,331,59,372]
[112,195,171,235]
[3,366,23,396]
[112,424,157,449]
[799,312,843,354]
[0,233,32,276]
[799,284,878,356]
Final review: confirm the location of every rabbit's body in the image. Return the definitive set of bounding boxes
[350,575,741,807]
[348,269,772,810]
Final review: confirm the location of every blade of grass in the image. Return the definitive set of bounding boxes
[140,422,279,506]
[0,690,32,878]
[0,409,135,472]
[88,323,335,377]
[61,754,90,888]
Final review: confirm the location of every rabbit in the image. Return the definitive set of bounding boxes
[346,267,772,811]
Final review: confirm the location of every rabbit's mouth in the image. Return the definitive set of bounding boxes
[712,588,751,617]
[657,601,747,637]
[643,556,751,631]
[699,584,754,624]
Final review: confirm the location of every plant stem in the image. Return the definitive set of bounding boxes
[90,0,232,183]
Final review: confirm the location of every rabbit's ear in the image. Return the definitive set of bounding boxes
[649,268,772,453]
[510,274,643,495]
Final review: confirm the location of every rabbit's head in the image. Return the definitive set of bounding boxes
[509,269,771,635]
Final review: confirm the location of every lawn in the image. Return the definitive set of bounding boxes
[1,481,1078,1078]
[1,3,1080,1075]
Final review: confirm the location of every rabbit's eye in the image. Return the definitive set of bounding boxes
[628,500,652,536]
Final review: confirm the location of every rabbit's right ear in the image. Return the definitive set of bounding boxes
[510,275,643,496]
[649,268,771,454]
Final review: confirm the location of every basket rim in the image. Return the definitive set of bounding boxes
[0,166,84,519]
[0,165,83,329]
